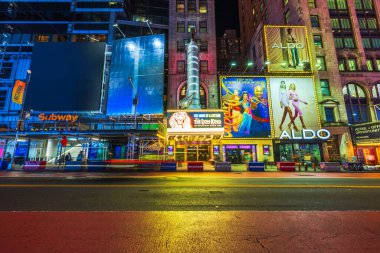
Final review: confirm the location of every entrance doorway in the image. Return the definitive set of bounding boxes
[186,145,210,161]
[225,145,257,164]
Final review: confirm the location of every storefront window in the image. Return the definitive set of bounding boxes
[225,145,257,164]
[279,143,321,162]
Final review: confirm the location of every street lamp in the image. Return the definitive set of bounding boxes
[113,23,126,39]
[144,20,154,35]
[8,70,31,170]
[243,61,253,74]
[228,62,237,74]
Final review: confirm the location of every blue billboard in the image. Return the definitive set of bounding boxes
[106,34,165,115]
[221,77,271,138]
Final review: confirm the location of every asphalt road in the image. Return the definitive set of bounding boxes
[1,175,380,253]
[0,176,380,211]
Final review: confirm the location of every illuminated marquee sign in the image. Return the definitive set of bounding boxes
[279,129,331,140]
[38,113,78,123]
[167,110,224,133]
[353,123,380,144]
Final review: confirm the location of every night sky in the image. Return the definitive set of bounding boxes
[215,0,240,37]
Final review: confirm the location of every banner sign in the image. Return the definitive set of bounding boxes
[353,123,380,144]
[167,110,224,133]
[12,80,26,104]
[38,113,78,122]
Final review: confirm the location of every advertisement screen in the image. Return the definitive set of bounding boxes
[221,77,271,138]
[265,26,312,73]
[166,110,224,133]
[25,42,106,111]
[107,34,165,115]
[269,77,320,138]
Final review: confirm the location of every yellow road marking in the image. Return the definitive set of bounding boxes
[0,184,380,189]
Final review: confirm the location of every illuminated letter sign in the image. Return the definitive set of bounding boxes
[38,113,79,123]
[279,129,330,140]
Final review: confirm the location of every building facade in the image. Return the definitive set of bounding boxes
[238,0,380,164]
[0,0,169,164]
[167,0,218,110]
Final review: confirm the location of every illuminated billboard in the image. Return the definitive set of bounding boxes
[106,34,165,115]
[264,26,312,73]
[269,77,320,138]
[25,42,105,111]
[166,110,224,133]
[221,77,271,138]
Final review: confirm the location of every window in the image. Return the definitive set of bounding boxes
[0,62,13,79]
[355,0,373,10]
[283,0,288,5]
[328,0,348,9]
[344,37,355,48]
[331,18,340,29]
[320,80,331,96]
[334,38,344,48]
[285,11,290,24]
[348,59,358,71]
[338,58,346,71]
[373,39,380,49]
[177,40,185,52]
[177,61,185,73]
[199,0,207,14]
[325,108,336,123]
[343,83,369,124]
[177,22,185,33]
[367,19,378,29]
[313,35,323,48]
[35,35,49,42]
[310,16,319,28]
[366,59,374,71]
[0,90,7,110]
[340,19,351,29]
[308,0,316,8]
[200,41,208,52]
[376,60,380,71]
[188,0,196,13]
[200,61,208,73]
[176,0,185,13]
[316,56,326,71]
[373,83,380,100]
[188,21,196,33]
[199,21,207,33]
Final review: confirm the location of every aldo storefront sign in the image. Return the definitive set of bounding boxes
[279,129,331,140]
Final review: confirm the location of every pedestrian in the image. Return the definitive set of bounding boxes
[65,152,72,162]
[77,151,84,161]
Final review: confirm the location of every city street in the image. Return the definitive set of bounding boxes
[0,172,380,252]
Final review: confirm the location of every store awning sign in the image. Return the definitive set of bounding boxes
[279,129,331,140]
[353,123,380,143]
[38,113,78,123]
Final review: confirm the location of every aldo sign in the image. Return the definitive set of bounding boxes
[279,129,331,140]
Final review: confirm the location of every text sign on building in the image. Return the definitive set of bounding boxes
[167,110,224,133]
[264,26,312,73]
[353,123,380,143]
[38,113,78,123]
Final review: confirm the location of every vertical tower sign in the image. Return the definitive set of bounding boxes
[185,39,201,109]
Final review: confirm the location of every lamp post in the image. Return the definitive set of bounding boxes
[243,61,253,74]
[8,70,31,170]
[144,20,154,35]
[227,62,237,74]
[113,23,126,38]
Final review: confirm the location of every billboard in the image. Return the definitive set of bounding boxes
[269,77,320,138]
[106,34,165,115]
[166,110,224,133]
[25,42,106,111]
[352,122,380,144]
[221,77,271,138]
[264,26,312,73]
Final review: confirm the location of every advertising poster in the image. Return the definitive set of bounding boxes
[265,26,312,73]
[221,77,271,138]
[269,77,320,138]
[107,34,165,115]
[166,110,224,133]
[353,122,380,144]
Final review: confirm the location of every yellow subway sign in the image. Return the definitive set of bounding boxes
[38,113,78,122]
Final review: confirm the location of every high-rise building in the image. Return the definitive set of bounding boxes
[167,0,218,109]
[217,29,241,71]
[238,0,380,163]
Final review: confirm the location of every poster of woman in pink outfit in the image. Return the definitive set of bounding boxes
[269,77,320,138]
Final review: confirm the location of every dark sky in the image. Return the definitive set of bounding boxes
[215,0,240,37]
